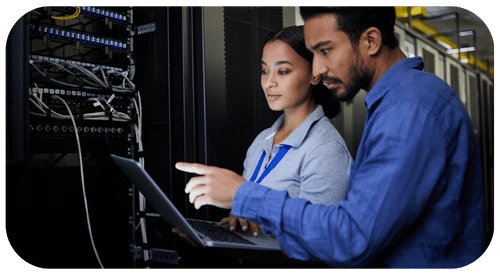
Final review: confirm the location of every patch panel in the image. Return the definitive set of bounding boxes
[30,123,126,137]
[29,87,131,109]
[79,6,128,23]
[29,58,135,96]
[49,7,129,24]
[30,23,128,51]
[30,55,124,72]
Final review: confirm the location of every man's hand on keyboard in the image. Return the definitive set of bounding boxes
[218,212,262,236]
[171,227,199,247]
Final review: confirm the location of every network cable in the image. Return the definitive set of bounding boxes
[30,60,135,94]
[29,95,132,122]
[51,6,81,21]
[52,95,104,268]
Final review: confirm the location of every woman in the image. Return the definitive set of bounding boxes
[219,25,352,235]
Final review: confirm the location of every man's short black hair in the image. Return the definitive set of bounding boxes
[299,7,399,49]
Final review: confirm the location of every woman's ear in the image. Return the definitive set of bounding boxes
[311,75,321,85]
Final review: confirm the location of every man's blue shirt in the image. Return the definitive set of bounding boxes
[232,57,486,267]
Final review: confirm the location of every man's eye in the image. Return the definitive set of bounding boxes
[320,49,330,55]
[261,70,268,75]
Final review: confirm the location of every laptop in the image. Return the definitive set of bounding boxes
[111,154,281,251]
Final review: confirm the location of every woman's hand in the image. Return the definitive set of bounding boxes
[218,212,262,236]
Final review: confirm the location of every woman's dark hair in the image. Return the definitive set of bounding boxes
[263,25,340,119]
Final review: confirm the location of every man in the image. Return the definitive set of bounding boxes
[176,7,487,267]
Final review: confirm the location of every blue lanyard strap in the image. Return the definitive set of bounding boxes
[249,151,266,182]
[249,145,292,183]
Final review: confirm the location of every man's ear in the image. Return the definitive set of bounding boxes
[362,27,382,56]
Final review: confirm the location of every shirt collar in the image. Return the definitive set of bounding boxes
[365,57,424,110]
[260,105,325,149]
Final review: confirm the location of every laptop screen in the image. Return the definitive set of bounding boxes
[110,154,206,246]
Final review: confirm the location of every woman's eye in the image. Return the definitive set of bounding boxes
[261,70,268,75]
[278,70,289,75]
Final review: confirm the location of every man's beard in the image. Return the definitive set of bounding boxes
[325,55,371,102]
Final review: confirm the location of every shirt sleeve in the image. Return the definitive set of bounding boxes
[298,140,351,205]
[232,103,448,266]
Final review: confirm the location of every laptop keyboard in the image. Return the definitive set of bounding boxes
[187,219,256,245]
